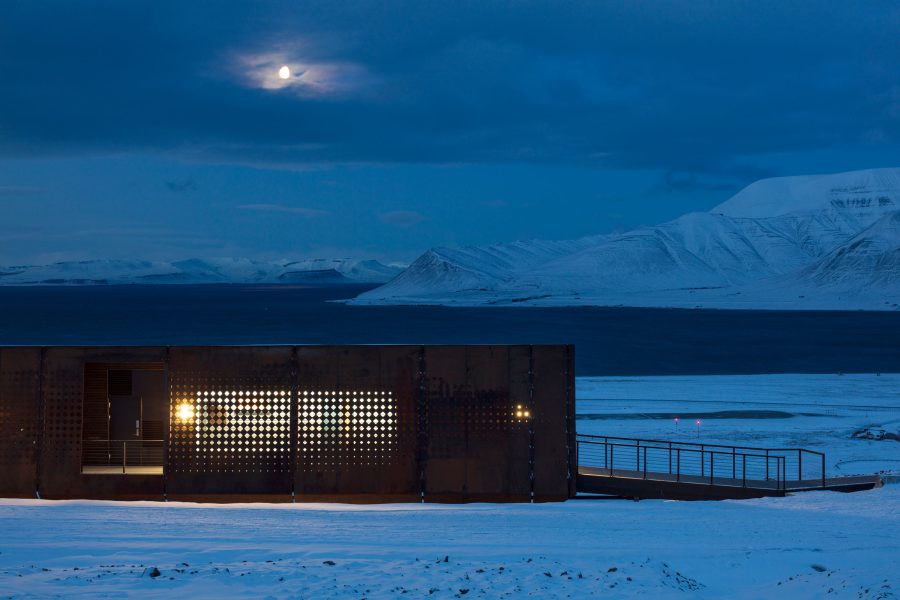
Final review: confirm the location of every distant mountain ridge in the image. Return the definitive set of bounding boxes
[0,257,403,285]
[352,168,900,310]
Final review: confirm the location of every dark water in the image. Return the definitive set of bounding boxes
[1,284,899,376]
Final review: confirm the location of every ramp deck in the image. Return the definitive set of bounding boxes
[576,435,881,500]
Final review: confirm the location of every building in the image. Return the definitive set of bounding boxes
[0,345,575,502]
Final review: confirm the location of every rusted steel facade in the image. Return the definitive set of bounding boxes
[0,345,575,502]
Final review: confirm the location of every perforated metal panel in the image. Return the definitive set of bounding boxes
[298,390,399,471]
[167,347,294,496]
[4,344,574,502]
[424,346,532,500]
[41,356,85,492]
[293,346,419,498]
[0,348,41,496]
[39,348,167,499]
[178,389,292,473]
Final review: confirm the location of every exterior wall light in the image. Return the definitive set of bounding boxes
[176,403,195,423]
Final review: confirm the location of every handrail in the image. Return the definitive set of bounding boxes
[577,433,825,457]
[81,439,164,474]
[577,434,824,491]
[87,438,165,443]
[579,438,775,460]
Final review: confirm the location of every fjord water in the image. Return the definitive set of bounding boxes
[1,284,899,376]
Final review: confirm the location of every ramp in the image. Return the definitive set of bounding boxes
[576,434,881,500]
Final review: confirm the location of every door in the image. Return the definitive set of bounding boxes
[107,368,167,470]
[109,395,142,441]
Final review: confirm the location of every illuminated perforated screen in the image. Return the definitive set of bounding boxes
[298,390,399,471]
[193,390,291,454]
[172,388,400,473]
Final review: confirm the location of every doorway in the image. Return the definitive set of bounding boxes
[82,365,166,475]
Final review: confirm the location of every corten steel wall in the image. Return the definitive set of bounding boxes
[292,346,420,501]
[41,347,167,500]
[0,348,41,497]
[167,346,295,501]
[0,345,575,502]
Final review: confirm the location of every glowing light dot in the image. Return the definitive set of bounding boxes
[278,65,291,80]
[176,403,195,423]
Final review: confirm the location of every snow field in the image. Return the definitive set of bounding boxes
[1,373,898,598]
[0,489,898,599]
[577,373,900,475]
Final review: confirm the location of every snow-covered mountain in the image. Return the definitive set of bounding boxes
[352,168,900,310]
[0,257,404,285]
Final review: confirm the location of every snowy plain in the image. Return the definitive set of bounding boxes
[578,373,900,476]
[1,490,898,599]
[1,373,898,599]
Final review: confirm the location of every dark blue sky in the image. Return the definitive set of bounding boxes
[1,1,898,264]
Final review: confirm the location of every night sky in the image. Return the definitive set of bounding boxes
[1,1,898,264]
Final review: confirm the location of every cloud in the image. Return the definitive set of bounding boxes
[649,172,740,195]
[0,2,897,173]
[0,185,45,195]
[379,210,426,227]
[0,226,209,242]
[234,48,371,97]
[237,203,330,217]
[165,177,198,193]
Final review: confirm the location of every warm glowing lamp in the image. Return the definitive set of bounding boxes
[176,403,195,423]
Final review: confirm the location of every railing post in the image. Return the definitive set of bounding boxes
[732,447,736,479]
[798,450,802,482]
[701,447,705,478]
[676,449,681,482]
[636,440,640,473]
[710,451,714,485]
[604,440,608,470]
[610,444,614,476]
[643,446,647,479]
[575,440,579,471]
[765,449,769,480]
[668,442,672,474]
[742,454,746,487]
[821,454,826,489]
[122,441,126,474]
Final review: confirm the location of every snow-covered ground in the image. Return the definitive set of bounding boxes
[577,373,900,476]
[0,491,897,598]
[1,373,898,598]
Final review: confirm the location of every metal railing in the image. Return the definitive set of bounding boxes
[82,439,164,474]
[576,434,827,491]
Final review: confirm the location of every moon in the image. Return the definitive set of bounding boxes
[278,65,291,80]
